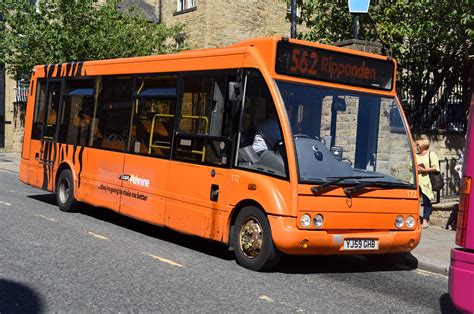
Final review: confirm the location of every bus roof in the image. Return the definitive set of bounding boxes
[32,36,396,94]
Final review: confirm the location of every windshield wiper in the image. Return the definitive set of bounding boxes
[311,176,384,195]
[344,181,414,196]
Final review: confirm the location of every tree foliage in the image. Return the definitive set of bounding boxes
[0,0,184,80]
[290,0,473,132]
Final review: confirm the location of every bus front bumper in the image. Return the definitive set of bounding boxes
[268,215,421,255]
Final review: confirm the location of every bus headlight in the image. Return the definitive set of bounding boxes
[313,214,324,228]
[300,214,311,228]
[395,215,405,228]
[406,216,415,229]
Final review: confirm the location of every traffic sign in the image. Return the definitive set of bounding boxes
[348,0,370,13]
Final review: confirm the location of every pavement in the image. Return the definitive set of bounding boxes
[0,152,456,276]
[0,152,21,173]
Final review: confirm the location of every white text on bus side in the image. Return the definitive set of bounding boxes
[129,175,150,188]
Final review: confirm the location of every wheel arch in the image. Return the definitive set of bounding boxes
[226,199,266,249]
[55,161,75,193]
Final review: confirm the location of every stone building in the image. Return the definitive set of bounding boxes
[0,70,26,153]
[115,0,293,49]
[1,0,294,152]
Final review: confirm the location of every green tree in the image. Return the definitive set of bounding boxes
[289,0,473,132]
[0,0,184,80]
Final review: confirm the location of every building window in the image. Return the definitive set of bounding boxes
[177,0,195,12]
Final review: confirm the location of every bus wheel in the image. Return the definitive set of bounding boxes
[232,206,280,271]
[56,169,78,212]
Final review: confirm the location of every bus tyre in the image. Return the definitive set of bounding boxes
[232,206,280,271]
[56,169,78,212]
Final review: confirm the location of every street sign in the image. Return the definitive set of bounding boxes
[348,0,370,13]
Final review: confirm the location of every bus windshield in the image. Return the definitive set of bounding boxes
[276,80,415,186]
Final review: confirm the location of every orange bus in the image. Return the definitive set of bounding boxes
[20,36,421,271]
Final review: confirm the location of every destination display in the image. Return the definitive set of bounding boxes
[275,40,394,91]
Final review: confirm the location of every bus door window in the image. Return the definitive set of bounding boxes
[91,76,133,152]
[174,75,234,166]
[129,76,177,157]
[43,81,62,140]
[31,79,47,140]
[237,70,287,178]
[58,79,95,147]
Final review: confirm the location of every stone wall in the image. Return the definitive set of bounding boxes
[161,0,292,49]
[377,99,413,182]
[0,65,4,149]
[2,76,25,153]
[320,95,413,182]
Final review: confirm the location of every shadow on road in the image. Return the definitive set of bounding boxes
[28,193,57,206]
[28,193,233,260]
[28,193,418,273]
[274,252,417,274]
[80,201,234,261]
[440,293,461,313]
[0,279,44,313]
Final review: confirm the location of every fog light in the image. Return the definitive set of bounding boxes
[300,239,309,248]
[300,214,311,228]
[406,216,415,229]
[395,215,405,228]
[313,214,324,228]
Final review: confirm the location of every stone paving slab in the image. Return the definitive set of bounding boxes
[410,225,457,275]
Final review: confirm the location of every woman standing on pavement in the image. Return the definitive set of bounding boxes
[416,136,440,229]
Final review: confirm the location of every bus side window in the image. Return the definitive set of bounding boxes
[43,81,62,140]
[173,73,237,166]
[237,70,287,178]
[58,79,95,147]
[31,79,47,140]
[129,75,177,157]
[91,76,133,152]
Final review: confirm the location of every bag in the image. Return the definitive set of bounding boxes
[429,151,444,191]
[429,172,444,191]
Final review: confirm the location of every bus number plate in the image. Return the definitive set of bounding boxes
[343,239,379,250]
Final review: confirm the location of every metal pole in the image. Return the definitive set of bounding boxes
[291,0,297,38]
[352,13,360,40]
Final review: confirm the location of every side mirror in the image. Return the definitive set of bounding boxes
[228,82,242,101]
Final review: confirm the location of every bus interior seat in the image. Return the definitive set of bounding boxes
[153,121,170,138]
[97,131,124,150]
